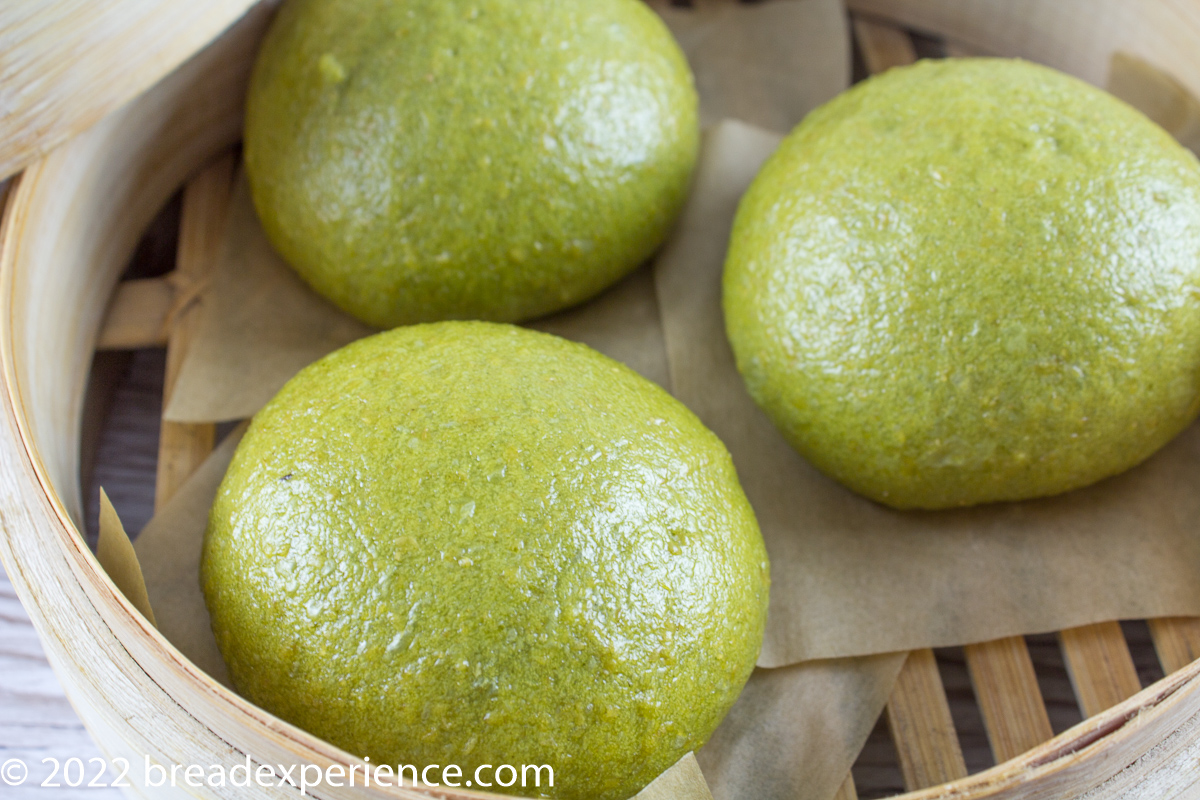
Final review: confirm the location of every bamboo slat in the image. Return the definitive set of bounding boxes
[964,637,1054,763]
[153,156,232,510]
[97,277,173,350]
[886,649,968,790]
[833,774,859,800]
[1149,618,1200,674]
[890,658,1200,799]
[1059,622,1143,718]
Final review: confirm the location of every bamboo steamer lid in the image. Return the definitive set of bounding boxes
[0,0,266,180]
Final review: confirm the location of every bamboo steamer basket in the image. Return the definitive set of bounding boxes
[5,2,1200,799]
[0,0,260,180]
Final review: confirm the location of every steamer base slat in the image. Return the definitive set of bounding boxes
[964,636,1054,765]
[885,649,968,790]
[1149,617,1200,675]
[1059,622,1143,718]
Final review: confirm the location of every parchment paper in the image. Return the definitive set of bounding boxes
[97,488,156,626]
[163,179,372,423]
[133,424,247,688]
[656,118,1200,666]
[164,174,671,422]
[647,0,851,133]
[696,654,905,800]
[638,650,909,800]
[633,753,713,800]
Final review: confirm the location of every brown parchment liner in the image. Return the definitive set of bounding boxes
[112,6,1200,800]
[134,423,247,688]
[631,753,713,800]
[164,175,671,423]
[645,0,851,133]
[97,487,156,626]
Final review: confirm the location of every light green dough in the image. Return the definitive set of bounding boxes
[724,58,1200,510]
[201,322,768,800]
[244,0,698,328]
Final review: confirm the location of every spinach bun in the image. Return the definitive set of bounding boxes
[724,59,1200,509]
[202,322,768,800]
[245,0,699,327]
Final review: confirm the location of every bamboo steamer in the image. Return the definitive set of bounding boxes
[0,0,261,181]
[4,2,1200,799]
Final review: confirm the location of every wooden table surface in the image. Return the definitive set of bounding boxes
[1,561,122,799]
[0,348,163,800]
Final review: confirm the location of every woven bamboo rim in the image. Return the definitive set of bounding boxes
[0,0,262,181]
[3,2,1200,798]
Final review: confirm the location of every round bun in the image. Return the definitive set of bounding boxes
[245,0,698,328]
[724,58,1200,509]
[202,322,767,800]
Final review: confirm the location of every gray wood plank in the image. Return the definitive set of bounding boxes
[0,562,123,799]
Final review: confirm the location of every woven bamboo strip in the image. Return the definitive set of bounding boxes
[886,649,968,790]
[1149,618,1200,674]
[153,155,232,509]
[964,637,1054,763]
[1059,622,1142,718]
